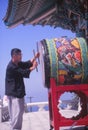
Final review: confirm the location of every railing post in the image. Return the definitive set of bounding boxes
[38,104,45,111]
[0,99,3,122]
[0,106,2,122]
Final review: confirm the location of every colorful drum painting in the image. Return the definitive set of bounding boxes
[39,37,88,88]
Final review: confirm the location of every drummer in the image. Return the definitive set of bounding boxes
[5,48,40,130]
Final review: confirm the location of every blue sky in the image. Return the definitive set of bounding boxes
[0,0,76,102]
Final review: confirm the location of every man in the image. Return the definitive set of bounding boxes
[5,48,39,130]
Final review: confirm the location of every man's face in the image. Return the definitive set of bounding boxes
[13,52,22,62]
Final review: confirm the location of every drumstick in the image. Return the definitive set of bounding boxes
[36,42,40,64]
[33,49,38,72]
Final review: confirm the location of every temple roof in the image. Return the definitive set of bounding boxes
[3,0,88,39]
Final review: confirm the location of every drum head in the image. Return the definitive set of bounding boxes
[39,40,50,88]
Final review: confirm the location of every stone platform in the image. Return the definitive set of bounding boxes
[0,111,87,130]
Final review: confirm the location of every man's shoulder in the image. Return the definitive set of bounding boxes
[7,60,17,70]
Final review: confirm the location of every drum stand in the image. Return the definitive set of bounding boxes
[48,78,88,130]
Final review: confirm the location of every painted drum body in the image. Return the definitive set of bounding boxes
[39,37,88,88]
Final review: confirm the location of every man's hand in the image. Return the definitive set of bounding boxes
[30,60,38,71]
[31,52,40,63]
[35,52,40,59]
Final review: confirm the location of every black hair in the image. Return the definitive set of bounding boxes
[11,48,21,57]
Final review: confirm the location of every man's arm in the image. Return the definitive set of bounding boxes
[18,52,40,69]
[18,60,33,69]
[13,60,38,78]
[29,60,38,71]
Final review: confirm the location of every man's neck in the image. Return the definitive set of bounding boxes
[12,59,18,65]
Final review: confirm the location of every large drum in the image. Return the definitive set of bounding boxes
[39,37,88,88]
